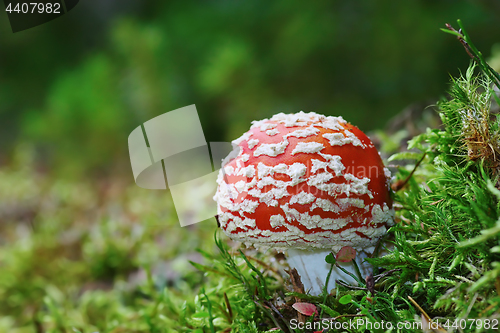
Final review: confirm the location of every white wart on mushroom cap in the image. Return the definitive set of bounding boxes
[214,111,394,253]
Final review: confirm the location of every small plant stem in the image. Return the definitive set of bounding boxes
[243,254,284,282]
[319,262,335,318]
[335,263,364,285]
[374,268,401,284]
[223,292,233,324]
[351,299,377,322]
[335,280,369,291]
[352,257,363,282]
[444,21,500,90]
[239,250,270,298]
[408,296,431,322]
[393,152,427,191]
[201,288,216,333]
[331,313,366,321]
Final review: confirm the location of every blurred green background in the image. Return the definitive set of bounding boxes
[1,1,500,331]
[1,0,499,178]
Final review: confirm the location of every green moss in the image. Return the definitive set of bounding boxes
[1,22,500,333]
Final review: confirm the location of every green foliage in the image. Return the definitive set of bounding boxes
[371,60,500,329]
[23,55,128,176]
[0,147,217,332]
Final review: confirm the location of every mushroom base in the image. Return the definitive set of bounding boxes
[286,248,372,296]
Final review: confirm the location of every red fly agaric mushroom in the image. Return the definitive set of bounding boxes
[213,111,394,295]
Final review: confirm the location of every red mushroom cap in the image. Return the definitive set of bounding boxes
[214,112,394,253]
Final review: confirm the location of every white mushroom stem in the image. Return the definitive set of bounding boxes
[286,248,372,296]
